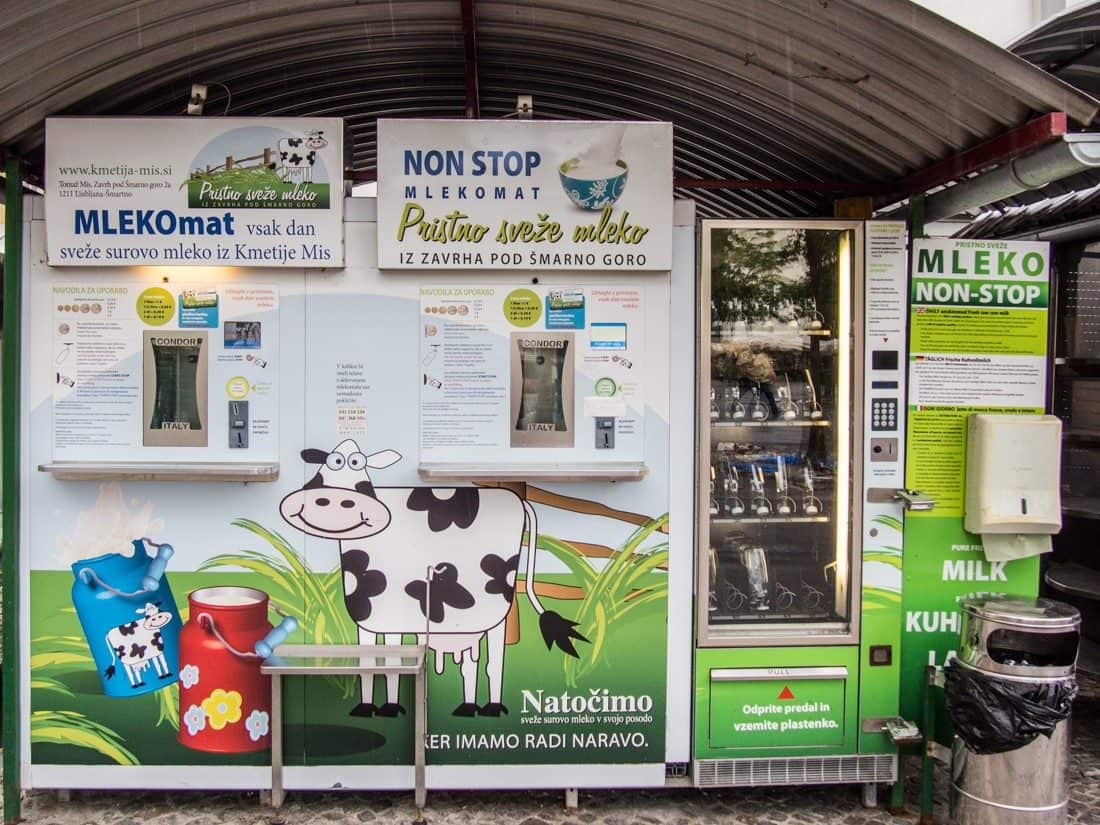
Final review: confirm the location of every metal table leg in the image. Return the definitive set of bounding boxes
[271,672,284,810]
[414,661,426,811]
[888,765,907,811]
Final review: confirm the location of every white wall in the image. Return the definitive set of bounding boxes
[913,0,1091,46]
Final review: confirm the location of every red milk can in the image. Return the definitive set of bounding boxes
[177,586,296,753]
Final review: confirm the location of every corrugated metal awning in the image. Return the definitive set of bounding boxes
[971,0,1100,211]
[949,1,1100,229]
[954,180,1100,238]
[1,0,1096,216]
[1014,1,1100,92]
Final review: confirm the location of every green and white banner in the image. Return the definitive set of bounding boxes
[900,238,1049,723]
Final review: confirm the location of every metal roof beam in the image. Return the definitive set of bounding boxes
[893,112,1069,197]
[921,133,1100,223]
[461,0,480,118]
[673,114,1073,208]
[673,177,885,195]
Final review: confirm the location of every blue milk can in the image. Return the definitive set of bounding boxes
[70,538,181,697]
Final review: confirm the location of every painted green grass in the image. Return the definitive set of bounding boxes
[31,710,139,766]
[30,516,668,766]
[863,514,903,610]
[29,569,280,766]
[30,568,667,766]
[30,633,137,764]
[30,512,669,768]
[863,586,903,610]
[871,514,903,533]
[864,548,902,567]
[184,165,286,189]
[537,514,670,688]
[199,518,355,698]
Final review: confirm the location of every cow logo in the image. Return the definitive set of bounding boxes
[279,439,588,719]
[103,602,175,689]
[276,130,329,183]
[186,126,332,209]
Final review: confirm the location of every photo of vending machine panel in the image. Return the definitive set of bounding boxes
[142,330,209,447]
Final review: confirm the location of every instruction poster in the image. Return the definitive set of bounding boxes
[51,281,279,461]
[377,119,672,271]
[45,117,344,267]
[906,238,1049,514]
[900,238,1048,724]
[419,285,644,466]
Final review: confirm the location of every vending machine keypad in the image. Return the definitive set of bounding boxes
[871,398,897,431]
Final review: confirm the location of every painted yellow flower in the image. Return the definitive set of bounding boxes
[201,688,243,730]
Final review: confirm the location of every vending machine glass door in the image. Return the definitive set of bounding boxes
[698,222,861,646]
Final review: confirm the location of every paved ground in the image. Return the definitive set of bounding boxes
[9,673,1100,825]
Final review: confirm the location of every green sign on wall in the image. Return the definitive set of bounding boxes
[900,238,1050,726]
[708,668,847,750]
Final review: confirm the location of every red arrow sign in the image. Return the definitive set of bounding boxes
[778,685,795,701]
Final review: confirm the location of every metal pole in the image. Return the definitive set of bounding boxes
[888,764,906,810]
[271,673,283,810]
[414,658,426,812]
[919,665,936,825]
[460,0,480,119]
[3,154,24,824]
[909,193,926,240]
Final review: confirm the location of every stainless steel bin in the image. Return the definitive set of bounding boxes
[950,595,1080,825]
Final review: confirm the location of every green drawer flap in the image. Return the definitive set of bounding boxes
[708,666,848,751]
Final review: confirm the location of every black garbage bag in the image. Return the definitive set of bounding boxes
[944,659,1078,755]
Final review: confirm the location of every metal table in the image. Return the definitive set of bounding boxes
[260,644,428,812]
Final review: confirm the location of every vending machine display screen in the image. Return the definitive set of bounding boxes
[510,332,575,447]
[142,330,209,447]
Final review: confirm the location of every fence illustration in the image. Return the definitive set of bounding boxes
[189,149,276,179]
[480,481,670,646]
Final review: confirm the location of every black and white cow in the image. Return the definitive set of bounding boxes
[104,602,174,688]
[279,439,586,717]
[277,130,328,182]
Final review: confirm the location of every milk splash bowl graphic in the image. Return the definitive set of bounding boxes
[558,159,629,210]
[558,124,630,210]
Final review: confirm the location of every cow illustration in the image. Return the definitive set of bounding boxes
[279,439,586,717]
[276,130,328,182]
[103,602,174,688]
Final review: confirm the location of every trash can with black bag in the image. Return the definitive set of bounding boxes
[946,596,1080,825]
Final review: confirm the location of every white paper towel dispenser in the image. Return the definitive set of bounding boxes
[964,414,1061,560]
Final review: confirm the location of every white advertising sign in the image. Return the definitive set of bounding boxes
[378,119,672,270]
[46,117,344,267]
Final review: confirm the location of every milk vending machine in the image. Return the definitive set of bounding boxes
[692,221,911,791]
